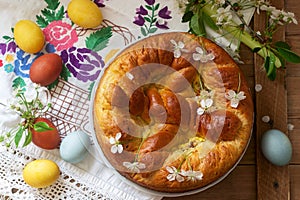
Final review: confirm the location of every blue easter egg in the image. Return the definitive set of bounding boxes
[261,129,292,166]
[60,131,91,164]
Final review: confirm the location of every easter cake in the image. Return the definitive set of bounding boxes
[93,32,254,193]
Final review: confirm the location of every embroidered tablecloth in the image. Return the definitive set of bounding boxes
[0,0,254,199]
[0,0,188,199]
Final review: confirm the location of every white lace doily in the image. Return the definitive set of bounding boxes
[0,145,160,200]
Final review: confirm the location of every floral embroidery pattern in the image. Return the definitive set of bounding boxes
[4,64,13,73]
[43,20,78,51]
[133,0,172,36]
[36,0,64,28]
[61,47,105,82]
[93,0,107,7]
[13,50,42,78]
[0,41,16,55]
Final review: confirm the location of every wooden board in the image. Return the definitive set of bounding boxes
[164,0,300,199]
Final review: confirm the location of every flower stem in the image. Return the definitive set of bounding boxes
[202,4,282,68]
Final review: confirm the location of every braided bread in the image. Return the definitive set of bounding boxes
[93,32,253,193]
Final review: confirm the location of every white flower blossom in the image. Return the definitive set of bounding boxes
[193,90,214,106]
[225,90,246,108]
[170,40,188,58]
[200,90,215,99]
[262,115,270,123]
[260,5,276,12]
[193,47,215,62]
[123,161,146,173]
[212,5,233,26]
[287,123,294,131]
[109,132,123,154]
[166,166,185,182]
[282,11,298,24]
[197,99,214,115]
[255,84,262,92]
[211,0,226,9]
[181,170,203,182]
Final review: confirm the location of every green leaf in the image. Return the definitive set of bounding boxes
[23,131,32,147]
[264,56,270,72]
[60,65,71,81]
[252,47,261,53]
[182,11,193,23]
[145,5,152,10]
[149,27,157,33]
[264,54,276,80]
[14,127,24,147]
[12,77,26,90]
[47,78,59,90]
[2,35,13,41]
[202,11,218,31]
[277,47,300,63]
[55,6,65,21]
[34,122,54,132]
[45,0,60,10]
[141,26,147,37]
[36,15,48,28]
[85,27,113,52]
[273,50,286,68]
[274,41,291,50]
[41,9,56,23]
[154,3,160,11]
[88,81,95,100]
[144,16,151,23]
[190,11,205,36]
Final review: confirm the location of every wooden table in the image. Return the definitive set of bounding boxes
[164,0,300,199]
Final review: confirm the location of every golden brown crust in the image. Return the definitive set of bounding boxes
[93,32,254,193]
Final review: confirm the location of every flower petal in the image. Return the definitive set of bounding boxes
[237,91,246,100]
[174,49,181,58]
[115,132,122,140]
[200,99,206,108]
[178,41,185,49]
[170,39,176,45]
[230,99,239,108]
[205,99,213,107]
[193,53,201,61]
[117,144,123,153]
[167,174,175,181]
[166,166,175,173]
[111,145,118,154]
[196,47,204,54]
[176,174,185,182]
[197,107,204,115]
[137,162,146,169]
[225,90,236,99]
[109,137,116,144]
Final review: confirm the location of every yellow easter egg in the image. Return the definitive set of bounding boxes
[14,20,45,53]
[23,159,60,188]
[67,0,103,28]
